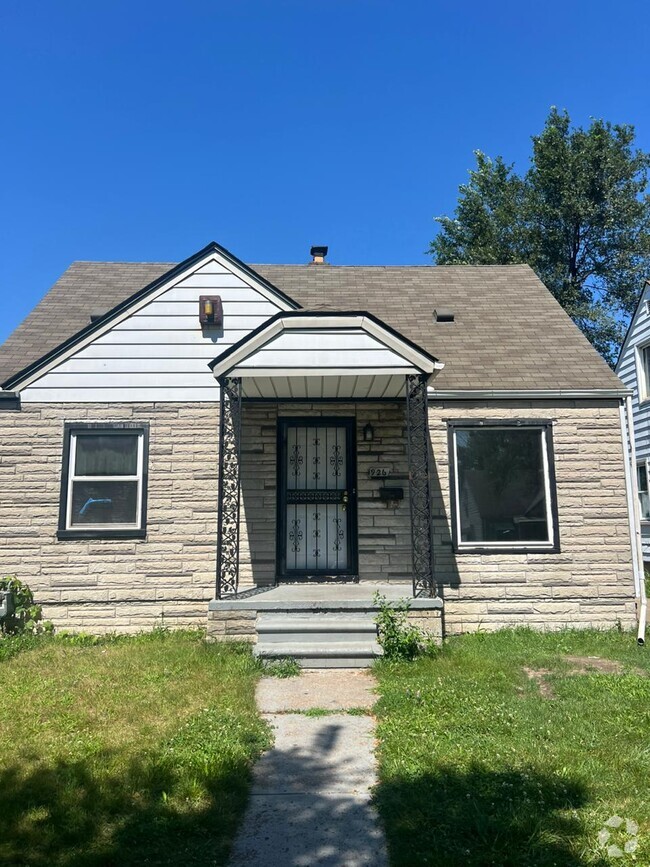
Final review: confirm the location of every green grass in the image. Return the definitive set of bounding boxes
[374,629,650,866]
[0,630,270,866]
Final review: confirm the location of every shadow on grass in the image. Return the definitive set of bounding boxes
[374,764,609,866]
[0,748,255,867]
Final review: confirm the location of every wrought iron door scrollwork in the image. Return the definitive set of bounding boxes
[216,377,242,597]
[406,374,437,598]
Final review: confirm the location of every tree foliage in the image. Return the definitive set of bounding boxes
[430,108,650,365]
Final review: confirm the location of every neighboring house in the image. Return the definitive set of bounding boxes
[616,279,650,563]
[0,241,642,661]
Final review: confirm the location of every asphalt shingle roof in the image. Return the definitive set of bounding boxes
[0,260,624,391]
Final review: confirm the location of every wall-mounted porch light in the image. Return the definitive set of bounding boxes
[199,295,223,329]
[363,422,374,442]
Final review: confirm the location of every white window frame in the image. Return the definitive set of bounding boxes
[58,423,148,539]
[637,458,650,523]
[450,422,558,553]
[636,343,650,402]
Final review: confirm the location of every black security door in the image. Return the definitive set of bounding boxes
[278,418,357,579]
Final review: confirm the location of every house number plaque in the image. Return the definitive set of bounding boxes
[368,465,393,478]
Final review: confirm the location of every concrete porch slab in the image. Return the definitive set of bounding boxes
[209,582,443,612]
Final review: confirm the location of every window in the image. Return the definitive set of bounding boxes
[58,423,149,539]
[638,461,650,521]
[449,421,559,553]
[639,345,650,401]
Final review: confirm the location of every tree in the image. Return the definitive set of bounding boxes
[430,108,650,365]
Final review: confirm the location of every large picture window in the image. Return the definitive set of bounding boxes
[449,421,559,553]
[58,423,149,539]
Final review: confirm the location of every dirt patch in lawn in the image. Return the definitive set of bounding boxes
[563,655,628,675]
[523,667,556,699]
[523,656,646,699]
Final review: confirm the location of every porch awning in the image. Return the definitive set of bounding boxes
[208,311,444,399]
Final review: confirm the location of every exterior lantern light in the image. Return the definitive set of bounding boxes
[363,422,374,442]
[199,295,223,329]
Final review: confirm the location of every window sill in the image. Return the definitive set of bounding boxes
[455,544,560,555]
[57,528,146,541]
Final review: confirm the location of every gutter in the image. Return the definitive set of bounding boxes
[428,388,632,400]
[624,396,647,646]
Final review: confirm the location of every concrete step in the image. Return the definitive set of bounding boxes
[257,613,377,641]
[254,611,381,668]
[253,640,382,669]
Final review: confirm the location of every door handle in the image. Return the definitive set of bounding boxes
[341,490,349,511]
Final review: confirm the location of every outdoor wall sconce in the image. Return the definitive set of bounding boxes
[199,295,223,329]
[363,422,374,442]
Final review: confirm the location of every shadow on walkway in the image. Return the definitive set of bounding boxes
[228,715,387,867]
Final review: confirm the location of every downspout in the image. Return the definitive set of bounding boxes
[621,396,647,646]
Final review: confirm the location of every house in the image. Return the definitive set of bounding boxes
[0,241,643,663]
[616,278,650,568]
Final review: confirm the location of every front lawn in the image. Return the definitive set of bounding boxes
[0,631,269,866]
[374,630,650,866]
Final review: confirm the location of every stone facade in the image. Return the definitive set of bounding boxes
[0,402,221,632]
[0,397,637,635]
[429,399,637,633]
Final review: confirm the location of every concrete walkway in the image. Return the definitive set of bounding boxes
[228,670,388,867]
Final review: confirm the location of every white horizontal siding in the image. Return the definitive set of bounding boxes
[618,284,650,460]
[234,328,412,371]
[21,256,284,403]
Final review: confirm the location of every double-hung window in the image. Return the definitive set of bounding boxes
[638,344,650,402]
[448,420,559,553]
[638,461,650,521]
[58,423,149,539]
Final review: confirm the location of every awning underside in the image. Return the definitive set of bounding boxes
[210,315,441,400]
[240,373,412,399]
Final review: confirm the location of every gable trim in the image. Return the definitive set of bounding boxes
[209,310,443,379]
[615,279,650,373]
[3,241,301,392]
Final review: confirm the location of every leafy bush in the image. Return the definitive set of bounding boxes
[373,592,437,661]
[0,577,52,635]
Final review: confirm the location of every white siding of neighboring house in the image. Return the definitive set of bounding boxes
[616,282,650,560]
[19,259,287,403]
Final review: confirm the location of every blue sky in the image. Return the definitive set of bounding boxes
[1,0,649,342]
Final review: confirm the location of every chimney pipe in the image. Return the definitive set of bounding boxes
[310,245,328,264]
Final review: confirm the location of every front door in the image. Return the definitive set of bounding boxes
[278,418,357,580]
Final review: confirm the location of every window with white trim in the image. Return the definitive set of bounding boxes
[449,421,559,552]
[639,344,650,401]
[637,461,650,521]
[58,423,148,538]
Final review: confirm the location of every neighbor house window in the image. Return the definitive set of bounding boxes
[58,423,149,539]
[638,461,650,521]
[449,421,559,552]
[639,345,650,401]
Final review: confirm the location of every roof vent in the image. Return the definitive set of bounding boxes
[310,245,328,264]
[89,311,107,323]
[434,308,454,323]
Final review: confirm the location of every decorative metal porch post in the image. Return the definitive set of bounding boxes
[216,376,242,598]
[406,374,436,598]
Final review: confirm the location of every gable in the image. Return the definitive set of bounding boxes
[616,280,650,457]
[208,311,441,399]
[19,248,295,403]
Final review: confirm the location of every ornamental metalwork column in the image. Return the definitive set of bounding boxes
[406,374,436,598]
[216,376,242,598]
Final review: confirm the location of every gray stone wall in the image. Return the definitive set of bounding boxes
[428,399,637,633]
[0,402,220,632]
[0,397,637,635]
